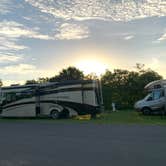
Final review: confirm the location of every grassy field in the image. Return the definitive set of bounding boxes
[91,110,166,125]
[0,110,166,125]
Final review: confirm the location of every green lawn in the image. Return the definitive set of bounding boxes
[0,110,166,125]
[91,110,166,125]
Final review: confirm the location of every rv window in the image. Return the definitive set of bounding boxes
[147,95,153,101]
[4,93,17,103]
[145,93,153,101]
[153,90,163,100]
[2,90,35,105]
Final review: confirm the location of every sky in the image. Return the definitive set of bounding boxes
[1,0,166,85]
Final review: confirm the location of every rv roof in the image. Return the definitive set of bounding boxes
[144,80,166,90]
[1,80,95,90]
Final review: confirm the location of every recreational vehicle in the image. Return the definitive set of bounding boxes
[0,80,103,118]
[134,80,166,115]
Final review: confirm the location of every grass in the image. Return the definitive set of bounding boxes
[91,110,166,125]
[0,110,166,125]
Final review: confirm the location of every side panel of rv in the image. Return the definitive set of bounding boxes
[39,80,103,117]
[0,86,37,117]
[0,80,103,118]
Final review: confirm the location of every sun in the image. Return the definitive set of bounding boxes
[75,60,108,76]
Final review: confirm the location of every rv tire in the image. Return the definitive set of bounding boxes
[50,110,60,119]
[91,113,96,119]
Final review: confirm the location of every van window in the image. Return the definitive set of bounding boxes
[153,91,161,100]
[153,90,164,100]
[146,93,153,101]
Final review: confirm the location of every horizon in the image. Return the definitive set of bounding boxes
[1,0,166,85]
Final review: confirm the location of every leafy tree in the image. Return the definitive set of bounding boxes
[101,65,163,110]
[134,63,145,73]
[85,73,98,80]
[38,77,49,84]
[25,79,38,85]
[0,80,3,87]
[50,66,84,82]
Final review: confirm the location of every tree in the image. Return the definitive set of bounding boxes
[25,79,38,85]
[38,77,49,84]
[134,63,145,73]
[85,73,98,80]
[0,80,3,87]
[101,65,163,110]
[50,66,84,82]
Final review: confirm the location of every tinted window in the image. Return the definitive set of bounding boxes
[2,90,35,105]
[153,90,164,100]
[153,91,161,100]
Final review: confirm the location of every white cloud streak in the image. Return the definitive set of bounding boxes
[0,54,22,63]
[0,20,55,65]
[0,64,36,75]
[124,35,134,40]
[158,32,166,41]
[25,0,166,22]
[0,0,14,14]
[0,20,54,53]
[3,80,25,86]
[55,23,89,40]
[0,21,53,40]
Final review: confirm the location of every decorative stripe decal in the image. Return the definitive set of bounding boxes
[2,100,101,115]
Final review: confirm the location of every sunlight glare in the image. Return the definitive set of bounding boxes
[76,60,108,76]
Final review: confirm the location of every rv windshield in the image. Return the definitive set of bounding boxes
[1,89,35,105]
[144,93,153,101]
[144,90,164,101]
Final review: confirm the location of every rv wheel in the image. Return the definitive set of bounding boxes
[51,110,60,119]
[142,108,151,115]
[91,113,96,119]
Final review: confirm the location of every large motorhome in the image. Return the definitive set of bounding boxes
[134,80,166,115]
[0,80,103,118]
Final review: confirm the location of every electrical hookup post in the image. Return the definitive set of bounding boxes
[35,86,40,116]
[112,102,116,112]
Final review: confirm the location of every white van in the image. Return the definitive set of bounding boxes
[134,80,166,115]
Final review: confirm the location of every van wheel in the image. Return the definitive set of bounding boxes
[51,110,60,119]
[142,108,151,115]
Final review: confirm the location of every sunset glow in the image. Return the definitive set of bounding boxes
[75,60,108,76]
[1,0,166,85]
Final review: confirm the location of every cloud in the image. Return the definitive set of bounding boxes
[124,35,134,40]
[0,21,53,40]
[55,23,89,40]
[0,20,55,65]
[148,57,160,70]
[0,54,22,63]
[0,36,28,51]
[25,0,166,22]
[0,63,55,77]
[158,32,166,41]
[3,80,25,86]
[0,0,14,14]
[0,20,54,53]
[0,64,36,75]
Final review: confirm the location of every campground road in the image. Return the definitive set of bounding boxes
[0,121,166,166]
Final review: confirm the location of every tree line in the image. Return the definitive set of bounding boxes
[1,64,163,110]
[101,64,162,110]
[25,64,162,110]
